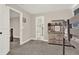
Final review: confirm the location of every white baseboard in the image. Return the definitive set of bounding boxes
[41,39,48,42]
[20,37,48,45]
[20,38,32,45]
[31,37,48,42]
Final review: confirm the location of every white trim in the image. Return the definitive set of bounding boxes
[30,37,48,42]
[20,37,36,45]
[20,38,31,45]
[7,6,23,45]
[40,39,48,42]
[7,6,22,14]
[20,13,23,45]
[20,37,48,45]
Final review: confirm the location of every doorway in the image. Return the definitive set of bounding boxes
[9,7,23,50]
[36,16,44,40]
[10,9,20,49]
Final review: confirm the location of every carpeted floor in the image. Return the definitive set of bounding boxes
[8,40,79,55]
[10,38,20,49]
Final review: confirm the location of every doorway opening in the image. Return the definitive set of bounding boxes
[36,16,44,40]
[9,9,20,49]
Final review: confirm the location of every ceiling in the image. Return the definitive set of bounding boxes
[17,4,74,14]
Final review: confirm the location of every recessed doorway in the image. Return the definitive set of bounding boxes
[10,9,20,49]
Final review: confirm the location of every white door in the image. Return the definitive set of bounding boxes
[36,16,44,40]
[0,5,10,55]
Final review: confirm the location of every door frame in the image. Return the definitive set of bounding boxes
[8,6,23,45]
[36,16,44,40]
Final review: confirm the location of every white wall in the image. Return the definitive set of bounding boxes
[0,5,10,54]
[6,5,74,43]
[7,5,33,44]
[10,17,20,38]
[32,9,73,41]
[22,14,32,44]
[30,15,36,39]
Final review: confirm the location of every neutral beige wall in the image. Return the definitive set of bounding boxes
[32,9,73,41]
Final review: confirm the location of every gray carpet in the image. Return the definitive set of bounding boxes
[10,38,20,49]
[8,40,79,55]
